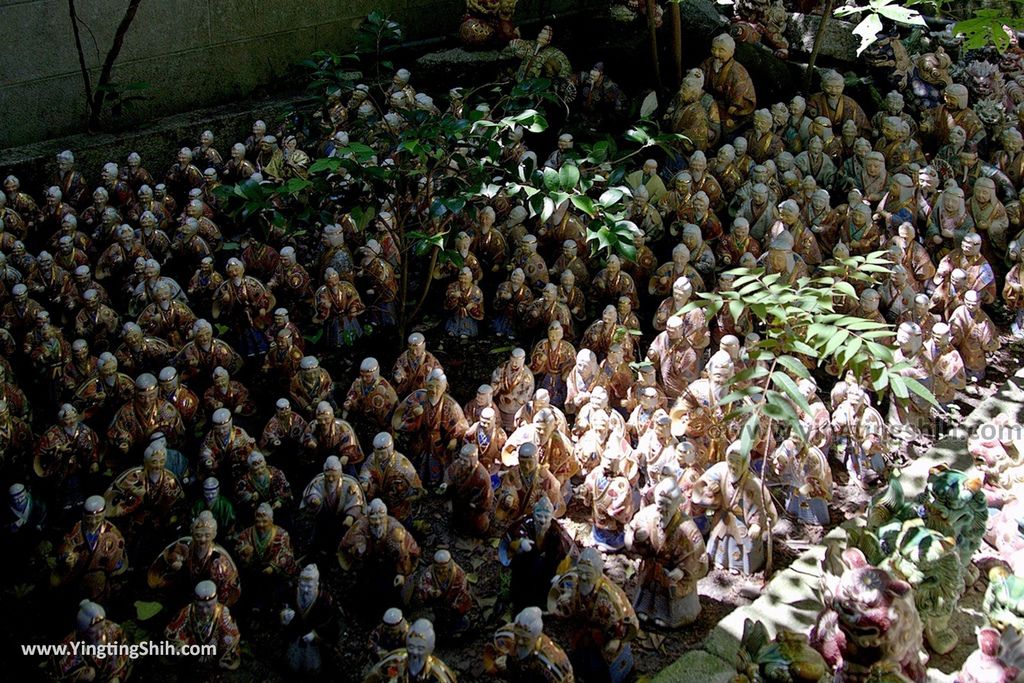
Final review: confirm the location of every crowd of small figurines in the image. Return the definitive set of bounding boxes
[2,8,1024,683]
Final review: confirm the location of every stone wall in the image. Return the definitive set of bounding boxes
[0,0,582,148]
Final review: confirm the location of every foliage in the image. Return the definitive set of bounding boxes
[953,9,1024,51]
[682,252,936,456]
[835,0,927,56]
[298,51,362,102]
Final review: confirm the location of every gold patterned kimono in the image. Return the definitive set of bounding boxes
[108,399,184,454]
[391,391,468,485]
[148,537,241,606]
[495,464,565,522]
[343,375,399,433]
[104,466,183,533]
[547,571,639,664]
[53,519,127,601]
[700,57,756,134]
[358,451,422,521]
[391,350,442,398]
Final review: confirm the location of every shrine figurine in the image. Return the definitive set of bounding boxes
[700,34,756,136]
[489,347,534,431]
[921,469,987,585]
[278,563,340,675]
[302,456,365,556]
[923,322,966,406]
[664,74,714,152]
[33,403,99,513]
[235,502,298,604]
[591,254,639,310]
[571,62,627,130]
[625,476,708,628]
[269,246,314,316]
[173,319,243,386]
[164,580,241,670]
[495,442,565,523]
[236,451,293,518]
[692,441,777,574]
[259,398,307,465]
[289,355,334,420]
[391,368,468,487]
[338,498,420,612]
[810,548,927,683]
[646,313,709,399]
[204,366,255,418]
[831,383,887,488]
[922,84,986,150]
[465,405,507,474]
[303,401,364,475]
[807,70,870,138]
[547,547,639,683]
[198,408,256,482]
[52,495,127,601]
[950,290,1000,382]
[483,606,574,682]
[392,332,443,398]
[516,388,570,434]
[369,607,409,663]
[53,601,132,682]
[492,268,533,338]
[440,442,493,535]
[191,477,237,539]
[107,372,184,458]
[186,258,224,316]
[955,627,1022,683]
[731,0,790,59]
[505,25,573,97]
[403,549,474,636]
[263,327,304,387]
[212,258,274,357]
[880,520,964,655]
[359,432,423,524]
[148,510,241,607]
[104,435,183,537]
[364,618,457,683]
[314,266,366,347]
[528,321,575,409]
[137,281,197,349]
[769,434,833,526]
[443,266,485,338]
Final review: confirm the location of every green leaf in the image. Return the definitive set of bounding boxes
[640,91,659,118]
[903,376,939,407]
[776,354,810,379]
[570,195,597,217]
[824,330,850,357]
[851,13,884,55]
[135,601,163,621]
[558,164,581,191]
[889,373,909,399]
[772,372,812,416]
[739,412,759,458]
[543,167,561,192]
[876,4,926,27]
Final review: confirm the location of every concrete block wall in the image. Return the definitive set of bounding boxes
[0,0,584,148]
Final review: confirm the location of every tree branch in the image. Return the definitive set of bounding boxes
[67,0,94,116]
[89,0,145,128]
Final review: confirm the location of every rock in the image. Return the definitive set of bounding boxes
[785,13,861,63]
[675,0,729,36]
[415,47,511,84]
[651,649,737,683]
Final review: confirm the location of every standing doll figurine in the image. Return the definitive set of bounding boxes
[314,267,365,347]
[444,266,485,338]
[692,441,777,574]
[212,258,275,358]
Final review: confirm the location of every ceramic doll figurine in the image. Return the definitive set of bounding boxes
[52,495,127,601]
[646,313,709,400]
[198,407,256,482]
[358,432,422,524]
[235,452,292,519]
[147,510,241,607]
[484,606,574,681]
[807,70,870,137]
[391,368,469,487]
[625,476,708,628]
[164,580,241,670]
[950,290,1001,382]
[338,498,420,614]
[491,348,535,432]
[529,321,576,408]
[464,406,507,474]
[443,267,485,338]
[492,268,533,338]
[235,502,298,605]
[364,618,457,683]
[301,455,365,557]
[402,549,474,636]
[954,627,1022,683]
[499,495,576,613]
[279,563,339,675]
[495,443,565,523]
[830,383,887,488]
[342,357,399,435]
[580,439,636,552]
[314,266,366,347]
[547,547,639,683]
[769,434,832,526]
[368,608,409,663]
[54,600,132,681]
[810,548,927,683]
[104,439,184,539]
[700,34,756,136]
[439,442,493,535]
[692,441,777,574]
[669,349,737,467]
